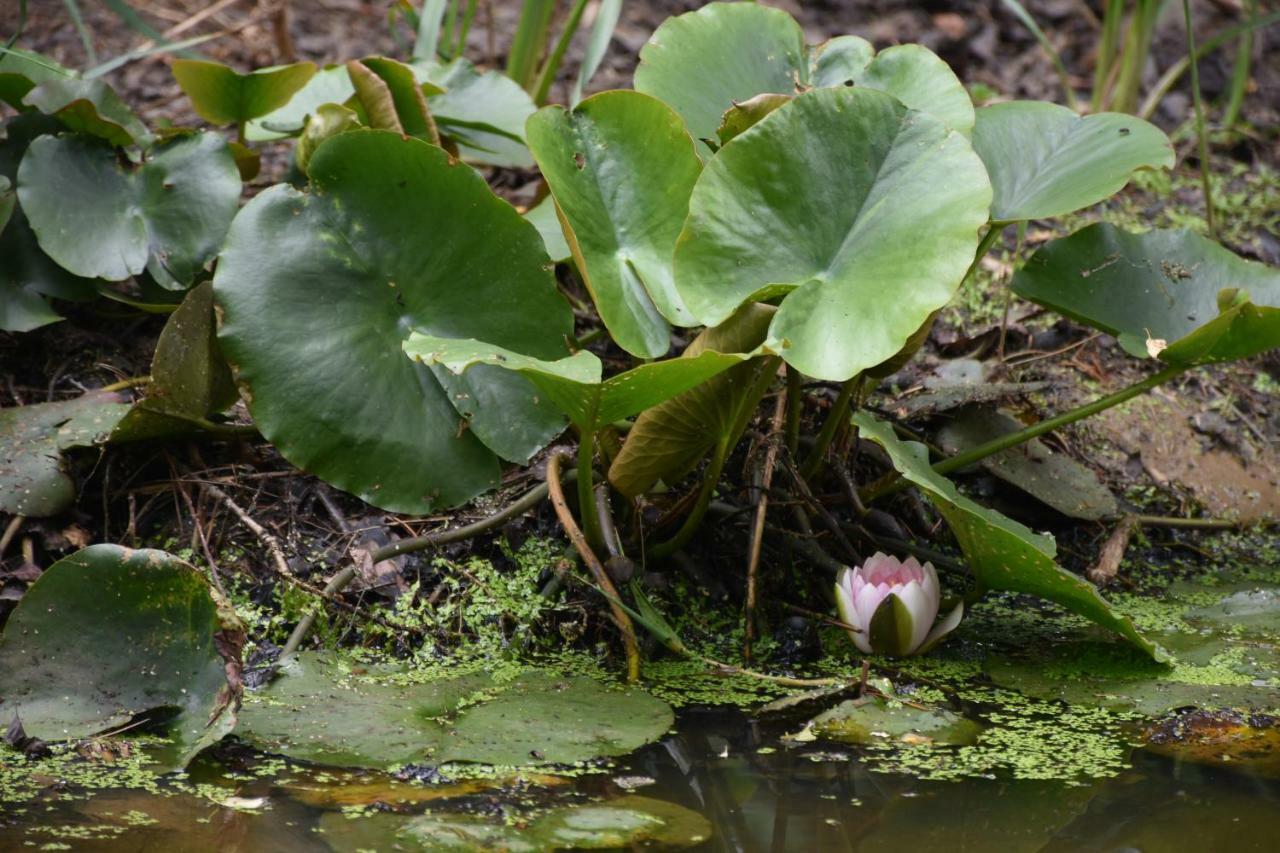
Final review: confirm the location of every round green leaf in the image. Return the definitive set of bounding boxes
[1012,224,1280,365]
[812,696,982,746]
[634,3,973,152]
[0,391,131,517]
[171,59,317,126]
[527,91,701,357]
[674,87,991,381]
[0,544,242,763]
[634,1,805,148]
[214,130,572,513]
[21,77,151,148]
[971,101,1173,222]
[17,131,240,285]
[237,653,673,768]
[855,411,1166,661]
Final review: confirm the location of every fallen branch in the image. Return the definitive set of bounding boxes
[1087,514,1140,586]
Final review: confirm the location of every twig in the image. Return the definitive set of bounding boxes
[745,392,787,662]
[547,450,641,683]
[779,454,861,565]
[1087,514,1139,586]
[0,515,23,559]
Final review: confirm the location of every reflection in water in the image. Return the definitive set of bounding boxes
[2,706,1279,851]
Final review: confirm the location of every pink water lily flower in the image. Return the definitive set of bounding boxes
[834,552,963,657]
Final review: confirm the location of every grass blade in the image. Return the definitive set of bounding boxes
[507,0,556,90]
[533,0,589,104]
[1181,0,1216,237]
[84,32,219,79]
[570,0,621,107]
[61,0,98,66]
[413,0,448,61]
[4,0,27,49]
[1000,0,1079,111]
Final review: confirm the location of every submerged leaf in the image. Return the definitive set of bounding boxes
[0,545,243,766]
[854,411,1165,660]
[1012,224,1280,364]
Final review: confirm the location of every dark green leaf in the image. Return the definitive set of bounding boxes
[971,101,1173,222]
[854,411,1166,660]
[674,87,991,381]
[17,131,240,286]
[0,47,73,109]
[1012,224,1280,364]
[0,391,131,517]
[868,593,917,657]
[608,304,775,497]
[0,544,243,765]
[527,91,701,357]
[22,77,150,147]
[170,59,317,126]
[214,130,572,513]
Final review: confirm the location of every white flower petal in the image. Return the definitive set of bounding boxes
[917,602,965,654]
[835,580,861,630]
[893,580,935,653]
[921,561,940,610]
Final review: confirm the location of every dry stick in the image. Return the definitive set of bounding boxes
[1087,514,1140,586]
[778,454,860,565]
[0,515,23,559]
[744,392,788,663]
[546,450,641,683]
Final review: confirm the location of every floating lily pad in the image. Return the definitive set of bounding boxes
[214,130,572,513]
[634,2,973,153]
[283,768,568,809]
[971,101,1172,222]
[1185,587,1280,635]
[237,653,673,768]
[18,131,240,286]
[854,411,1164,660]
[0,545,243,765]
[171,59,317,126]
[0,390,131,516]
[608,304,775,497]
[812,696,982,746]
[527,90,701,357]
[937,406,1119,521]
[1012,224,1280,364]
[318,795,710,851]
[673,87,990,381]
[22,77,151,147]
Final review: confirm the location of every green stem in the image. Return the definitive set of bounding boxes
[99,375,152,393]
[1092,0,1125,112]
[784,366,802,457]
[577,427,604,554]
[934,363,1188,476]
[863,364,1190,503]
[1222,0,1257,127]
[1182,0,1217,238]
[532,0,590,105]
[506,0,556,90]
[801,375,860,480]
[647,437,732,559]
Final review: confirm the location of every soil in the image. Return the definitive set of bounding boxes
[2,1,1277,655]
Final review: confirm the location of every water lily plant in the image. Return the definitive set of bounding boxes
[835,553,963,657]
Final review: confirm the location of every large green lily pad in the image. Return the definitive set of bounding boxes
[971,101,1173,222]
[527,90,701,357]
[22,77,151,147]
[0,391,131,516]
[404,334,755,432]
[0,545,243,764]
[318,795,710,850]
[18,131,240,286]
[608,304,775,497]
[674,87,991,381]
[237,653,673,768]
[634,1,973,152]
[171,59,317,126]
[0,113,97,332]
[1012,223,1280,364]
[937,406,1119,521]
[854,411,1164,660]
[214,130,572,513]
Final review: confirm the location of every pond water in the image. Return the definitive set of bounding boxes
[3,702,1279,852]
